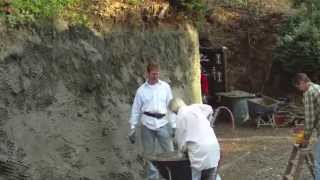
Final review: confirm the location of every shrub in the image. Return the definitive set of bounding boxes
[170,0,207,14]
[3,0,79,25]
[273,1,320,74]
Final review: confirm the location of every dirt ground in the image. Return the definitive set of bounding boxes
[215,122,314,180]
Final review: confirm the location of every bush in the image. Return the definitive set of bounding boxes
[3,0,78,25]
[170,0,207,13]
[127,0,144,5]
[273,1,320,74]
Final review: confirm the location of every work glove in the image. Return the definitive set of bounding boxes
[299,139,309,148]
[128,129,136,144]
[173,139,178,150]
[171,128,176,138]
[180,145,188,158]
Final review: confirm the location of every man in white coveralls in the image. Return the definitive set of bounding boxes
[168,98,221,180]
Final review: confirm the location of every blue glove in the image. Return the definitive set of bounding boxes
[128,129,136,144]
[171,128,176,138]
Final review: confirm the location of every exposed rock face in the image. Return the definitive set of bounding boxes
[0,24,200,179]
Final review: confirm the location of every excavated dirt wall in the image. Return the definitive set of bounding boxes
[0,22,201,180]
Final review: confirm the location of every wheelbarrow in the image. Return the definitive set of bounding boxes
[144,152,192,180]
[247,96,280,128]
[143,115,222,180]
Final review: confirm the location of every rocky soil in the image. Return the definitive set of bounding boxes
[0,23,200,180]
[216,123,313,180]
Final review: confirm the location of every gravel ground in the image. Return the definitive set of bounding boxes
[215,123,314,180]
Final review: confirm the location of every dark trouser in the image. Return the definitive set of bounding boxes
[192,167,219,180]
[201,168,218,180]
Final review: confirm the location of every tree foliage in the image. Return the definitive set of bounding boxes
[1,0,79,25]
[273,1,320,74]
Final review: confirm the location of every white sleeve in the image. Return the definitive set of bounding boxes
[175,114,186,150]
[168,112,176,128]
[199,104,213,119]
